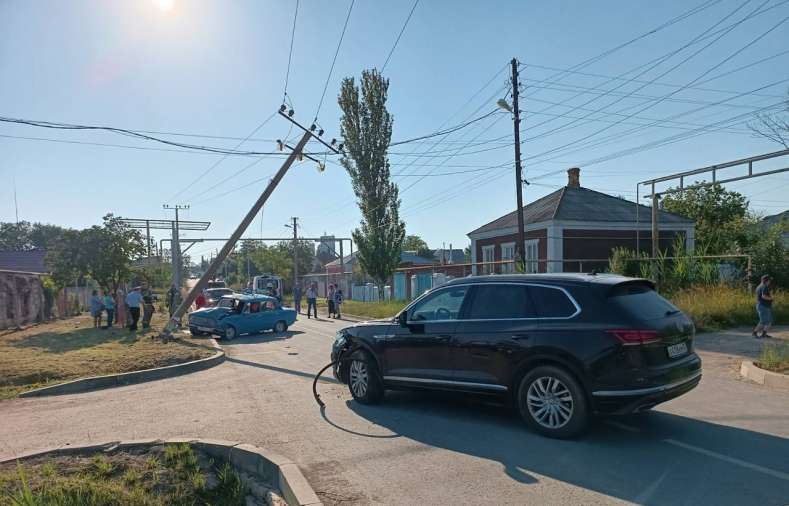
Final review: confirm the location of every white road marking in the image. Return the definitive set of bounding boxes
[664,438,789,482]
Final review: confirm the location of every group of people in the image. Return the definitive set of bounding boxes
[88,286,156,332]
[294,282,343,319]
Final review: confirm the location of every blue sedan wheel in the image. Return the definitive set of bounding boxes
[224,325,237,340]
[274,320,287,333]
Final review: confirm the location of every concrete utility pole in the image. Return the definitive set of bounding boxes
[510,58,527,268]
[291,217,299,292]
[163,204,189,290]
[160,131,312,339]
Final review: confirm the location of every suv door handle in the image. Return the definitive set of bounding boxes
[511,334,530,341]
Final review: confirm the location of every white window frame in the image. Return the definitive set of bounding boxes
[500,242,515,274]
[481,245,495,274]
[524,239,539,273]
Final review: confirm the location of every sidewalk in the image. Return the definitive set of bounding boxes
[694,325,787,382]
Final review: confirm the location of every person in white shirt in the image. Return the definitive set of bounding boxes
[125,287,143,331]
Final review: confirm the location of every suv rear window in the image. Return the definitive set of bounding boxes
[609,283,679,321]
[529,285,577,318]
[466,284,536,319]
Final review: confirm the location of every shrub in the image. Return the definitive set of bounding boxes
[756,342,789,374]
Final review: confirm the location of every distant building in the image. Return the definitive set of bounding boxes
[467,168,695,274]
[315,235,338,266]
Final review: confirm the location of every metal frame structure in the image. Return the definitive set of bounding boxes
[636,148,789,258]
[119,218,210,258]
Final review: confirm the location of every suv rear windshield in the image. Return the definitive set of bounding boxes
[608,283,679,321]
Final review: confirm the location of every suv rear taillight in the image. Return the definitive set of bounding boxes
[607,329,660,346]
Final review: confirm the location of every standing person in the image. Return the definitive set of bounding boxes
[103,290,116,329]
[195,290,207,310]
[306,283,318,319]
[294,284,302,314]
[753,274,775,339]
[327,284,336,318]
[166,284,179,317]
[89,290,104,328]
[141,287,155,329]
[126,286,143,332]
[115,287,127,328]
[334,286,344,319]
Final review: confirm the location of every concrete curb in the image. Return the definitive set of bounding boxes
[0,438,322,506]
[740,361,789,390]
[19,338,225,398]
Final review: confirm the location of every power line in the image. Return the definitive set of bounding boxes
[381,0,419,72]
[314,0,355,121]
[166,110,280,202]
[282,0,300,102]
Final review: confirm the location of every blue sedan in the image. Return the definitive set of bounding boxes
[188,294,297,340]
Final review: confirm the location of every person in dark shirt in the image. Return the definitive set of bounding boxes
[752,274,774,339]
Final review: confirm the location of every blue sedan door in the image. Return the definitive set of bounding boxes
[258,301,278,331]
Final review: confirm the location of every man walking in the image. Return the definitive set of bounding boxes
[334,286,344,319]
[306,283,318,319]
[327,284,336,318]
[753,274,774,339]
[126,286,143,332]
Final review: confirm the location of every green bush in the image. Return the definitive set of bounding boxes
[757,342,789,374]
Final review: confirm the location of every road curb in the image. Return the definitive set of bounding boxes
[18,338,225,398]
[0,438,322,506]
[740,361,789,390]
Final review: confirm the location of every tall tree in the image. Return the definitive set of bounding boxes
[338,69,405,291]
[661,183,749,254]
[82,214,145,291]
[0,221,67,251]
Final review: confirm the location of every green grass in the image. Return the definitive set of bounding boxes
[0,315,215,400]
[338,300,407,320]
[0,444,247,506]
[756,342,789,374]
[670,285,787,332]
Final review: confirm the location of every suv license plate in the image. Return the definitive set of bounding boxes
[667,342,688,358]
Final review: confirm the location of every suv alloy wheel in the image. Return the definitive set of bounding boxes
[348,351,383,404]
[517,365,588,438]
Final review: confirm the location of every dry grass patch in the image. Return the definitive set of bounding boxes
[671,285,787,332]
[0,314,215,400]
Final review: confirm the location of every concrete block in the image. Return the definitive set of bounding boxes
[278,463,323,506]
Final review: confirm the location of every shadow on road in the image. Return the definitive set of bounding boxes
[217,330,304,346]
[348,390,789,505]
[225,356,338,384]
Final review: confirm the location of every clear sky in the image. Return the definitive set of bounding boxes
[1,0,788,261]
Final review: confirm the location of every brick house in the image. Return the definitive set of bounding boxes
[467,168,695,275]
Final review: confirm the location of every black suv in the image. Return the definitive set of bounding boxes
[331,274,701,438]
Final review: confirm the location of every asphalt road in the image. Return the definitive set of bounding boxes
[1,317,788,505]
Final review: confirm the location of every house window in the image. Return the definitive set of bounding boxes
[524,239,539,273]
[481,245,495,274]
[501,242,515,274]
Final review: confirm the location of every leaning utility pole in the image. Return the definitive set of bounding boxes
[160,132,311,339]
[510,58,526,268]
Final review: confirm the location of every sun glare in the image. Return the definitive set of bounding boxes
[152,0,174,12]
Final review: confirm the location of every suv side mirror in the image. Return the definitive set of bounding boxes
[397,311,408,327]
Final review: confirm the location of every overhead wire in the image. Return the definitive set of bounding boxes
[314,0,355,121]
[282,0,300,102]
[381,0,420,72]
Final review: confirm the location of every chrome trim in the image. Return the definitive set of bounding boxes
[592,371,702,397]
[403,281,582,324]
[383,375,508,391]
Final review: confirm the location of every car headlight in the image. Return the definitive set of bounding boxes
[334,330,347,346]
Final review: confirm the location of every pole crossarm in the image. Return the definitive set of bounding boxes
[638,148,789,197]
[119,218,210,231]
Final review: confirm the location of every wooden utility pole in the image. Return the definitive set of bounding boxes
[510,58,526,268]
[160,132,312,339]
